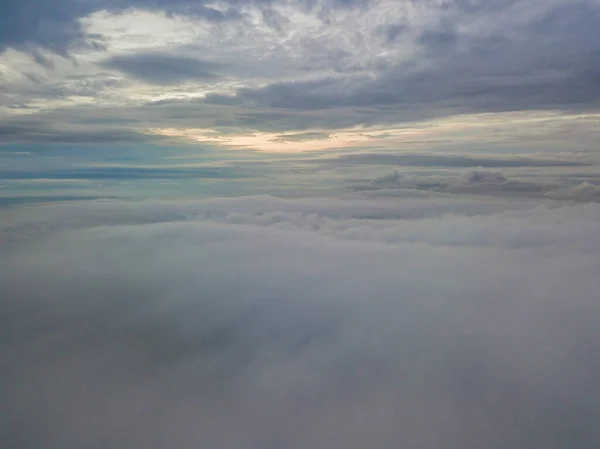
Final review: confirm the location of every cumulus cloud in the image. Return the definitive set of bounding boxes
[328,153,590,168]
[353,166,542,200]
[461,167,507,183]
[547,181,600,202]
[371,169,402,187]
[347,159,600,202]
[2,195,600,448]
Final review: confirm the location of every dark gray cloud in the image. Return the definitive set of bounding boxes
[462,167,507,183]
[0,99,384,140]
[0,73,125,108]
[417,23,459,54]
[353,169,553,199]
[371,169,402,187]
[0,194,121,206]
[343,156,600,200]
[349,165,600,202]
[102,53,223,84]
[202,2,600,118]
[205,50,600,119]
[0,122,153,144]
[2,0,600,144]
[320,152,591,168]
[0,0,96,56]
[376,24,406,44]
[0,165,248,180]
[450,0,519,13]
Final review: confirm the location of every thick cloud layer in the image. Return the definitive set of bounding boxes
[2,195,600,448]
[2,0,600,144]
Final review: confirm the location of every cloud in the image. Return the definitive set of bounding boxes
[0,0,252,56]
[0,122,154,144]
[199,1,600,122]
[417,24,459,54]
[371,169,402,187]
[447,171,600,201]
[0,0,371,58]
[439,168,549,197]
[0,0,96,56]
[2,0,600,145]
[351,164,599,201]
[547,181,600,201]
[0,165,249,180]
[376,23,406,44]
[2,195,600,448]
[0,195,541,244]
[274,132,332,142]
[102,53,224,84]
[462,167,507,183]
[323,152,591,168]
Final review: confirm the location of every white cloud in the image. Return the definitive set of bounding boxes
[2,195,600,448]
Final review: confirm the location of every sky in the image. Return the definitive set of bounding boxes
[1,0,600,201]
[1,1,600,448]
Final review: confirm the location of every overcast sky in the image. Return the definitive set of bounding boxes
[1,0,600,150]
[2,2,600,448]
[1,0,600,202]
